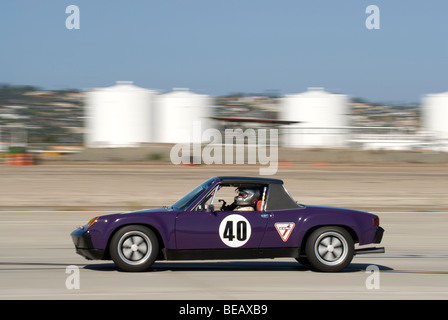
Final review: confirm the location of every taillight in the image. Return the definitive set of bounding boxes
[372,216,380,226]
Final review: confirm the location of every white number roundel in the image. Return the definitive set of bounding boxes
[219,214,252,248]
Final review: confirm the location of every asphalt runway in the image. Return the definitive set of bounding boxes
[1,163,447,300]
[0,210,447,300]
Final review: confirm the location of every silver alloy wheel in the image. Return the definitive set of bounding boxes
[117,231,152,265]
[314,231,348,266]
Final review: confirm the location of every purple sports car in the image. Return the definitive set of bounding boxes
[71,176,384,272]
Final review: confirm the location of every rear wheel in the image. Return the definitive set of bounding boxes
[110,225,158,272]
[305,226,354,272]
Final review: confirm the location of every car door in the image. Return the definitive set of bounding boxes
[175,185,269,250]
[175,210,269,250]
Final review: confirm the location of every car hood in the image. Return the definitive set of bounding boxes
[121,207,171,214]
[95,207,171,222]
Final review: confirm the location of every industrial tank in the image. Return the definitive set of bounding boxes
[85,81,157,147]
[154,88,212,144]
[422,91,448,138]
[280,87,349,147]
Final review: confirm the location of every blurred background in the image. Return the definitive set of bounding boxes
[0,0,447,163]
[1,83,447,162]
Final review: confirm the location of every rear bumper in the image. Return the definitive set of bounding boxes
[355,226,385,256]
[71,227,105,260]
[374,226,384,243]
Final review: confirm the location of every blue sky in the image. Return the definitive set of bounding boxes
[1,0,447,103]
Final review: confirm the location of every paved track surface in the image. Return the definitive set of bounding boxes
[1,163,447,300]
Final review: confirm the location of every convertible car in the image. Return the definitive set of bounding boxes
[71,176,384,272]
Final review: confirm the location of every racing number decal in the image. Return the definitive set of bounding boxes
[223,220,247,242]
[219,214,252,248]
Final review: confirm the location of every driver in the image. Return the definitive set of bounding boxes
[226,188,260,211]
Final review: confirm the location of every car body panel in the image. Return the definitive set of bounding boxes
[88,209,178,251]
[71,176,385,267]
[175,210,269,250]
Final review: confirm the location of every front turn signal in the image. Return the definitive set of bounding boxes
[86,217,99,229]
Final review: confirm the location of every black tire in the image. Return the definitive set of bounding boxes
[305,226,354,272]
[109,225,159,272]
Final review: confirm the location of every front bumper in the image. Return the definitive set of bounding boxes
[71,227,105,260]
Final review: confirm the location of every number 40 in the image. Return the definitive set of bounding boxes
[223,221,247,241]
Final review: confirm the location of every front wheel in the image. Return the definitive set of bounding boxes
[109,225,159,272]
[305,226,354,272]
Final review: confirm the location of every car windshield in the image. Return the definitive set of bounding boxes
[170,178,216,211]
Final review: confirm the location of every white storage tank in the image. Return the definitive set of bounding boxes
[422,91,448,138]
[280,87,349,147]
[154,88,212,144]
[85,81,157,147]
